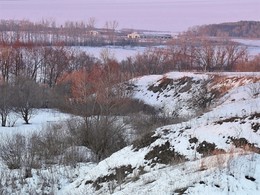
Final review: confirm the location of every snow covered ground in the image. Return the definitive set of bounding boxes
[77,46,146,62]
[63,153,260,195]
[0,72,260,194]
[0,109,72,138]
[60,72,260,194]
[76,40,260,63]
[233,38,260,57]
[77,37,260,62]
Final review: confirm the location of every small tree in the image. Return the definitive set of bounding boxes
[190,79,219,112]
[69,116,127,162]
[0,83,14,127]
[104,20,119,45]
[0,134,26,169]
[13,78,41,124]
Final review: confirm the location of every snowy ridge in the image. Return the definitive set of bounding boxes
[59,72,260,194]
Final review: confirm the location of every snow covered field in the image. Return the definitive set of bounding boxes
[233,38,260,57]
[0,72,259,194]
[77,40,260,62]
[0,109,72,139]
[77,46,146,62]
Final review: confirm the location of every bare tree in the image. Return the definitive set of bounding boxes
[190,79,219,112]
[0,46,14,83]
[22,46,44,81]
[105,20,119,45]
[224,41,248,71]
[42,46,71,87]
[191,38,248,71]
[194,39,215,71]
[68,116,127,162]
[87,17,96,32]
[13,78,41,124]
[0,83,14,126]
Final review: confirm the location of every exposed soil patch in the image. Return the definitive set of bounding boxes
[148,76,195,94]
[144,141,186,164]
[245,175,256,182]
[148,78,173,93]
[231,137,252,148]
[251,122,260,132]
[189,137,198,144]
[230,137,260,153]
[90,165,134,190]
[248,112,260,120]
[133,131,160,151]
[215,116,244,125]
[174,187,188,195]
[177,77,193,93]
[196,141,224,157]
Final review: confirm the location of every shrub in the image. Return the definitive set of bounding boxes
[190,79,219,112]
[62,146,94,166]
[0,134,26,169]
[247,82,260,98]
[128,112,182,140]
[0,122,94,170]
[67,116,127,162]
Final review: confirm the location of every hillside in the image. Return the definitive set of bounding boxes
[60,72,260,194]
[0,72,260,194]
[188,21,260,38]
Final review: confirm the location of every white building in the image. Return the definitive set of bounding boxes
[127,32,141,39]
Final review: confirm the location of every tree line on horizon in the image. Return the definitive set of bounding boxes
[0,18,133,46]
[186,21,260,39]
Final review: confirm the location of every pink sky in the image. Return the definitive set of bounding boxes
[0,0,259,32]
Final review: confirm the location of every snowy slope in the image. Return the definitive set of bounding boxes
[65,153,260,195]
[132,72,260,117]
[0,72,260,194]
[58,72,260,195]
[132,72,209,116]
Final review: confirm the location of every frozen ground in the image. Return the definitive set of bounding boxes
[0,109,72,138]
[60,72,260,195]
[233,38,260,57]
[77,40,260,63]
[77,46,146,62]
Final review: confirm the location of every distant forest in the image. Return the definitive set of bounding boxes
[0,19,164,47]
[187,21,260,38]
[0,19,132,46]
